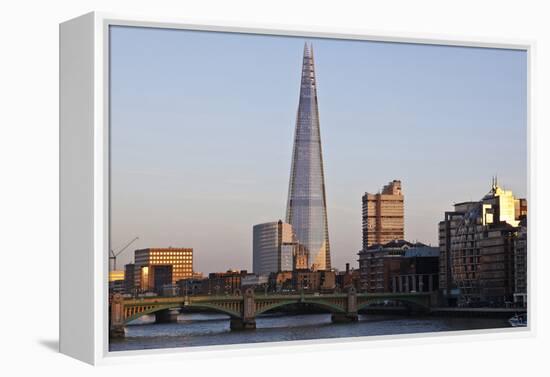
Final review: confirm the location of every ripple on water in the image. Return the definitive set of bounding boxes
[110,313,510,351]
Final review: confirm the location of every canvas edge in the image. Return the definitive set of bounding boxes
[59,11,97,365]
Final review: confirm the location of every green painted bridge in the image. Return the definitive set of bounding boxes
[110,288,434,338]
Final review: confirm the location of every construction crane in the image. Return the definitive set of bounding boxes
[110,236,139,271]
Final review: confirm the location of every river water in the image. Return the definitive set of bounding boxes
[109,312,511,352]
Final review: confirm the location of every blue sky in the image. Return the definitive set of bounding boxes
[109,26,527,273]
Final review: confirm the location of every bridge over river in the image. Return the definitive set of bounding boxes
[110,288,435,338]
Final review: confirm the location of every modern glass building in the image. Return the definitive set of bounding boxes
[286,43,331,271]
[253,220,295,275]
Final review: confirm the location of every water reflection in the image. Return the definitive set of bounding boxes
[111,313,510,351]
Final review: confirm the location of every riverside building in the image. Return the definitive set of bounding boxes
[438,179,527,307]
[108,270,125,294]
[357,240,439,294]
[513,218,527,307]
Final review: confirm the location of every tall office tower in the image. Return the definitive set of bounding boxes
[253,220,296,275]
[362,180,405,249]
[286,43,331,271]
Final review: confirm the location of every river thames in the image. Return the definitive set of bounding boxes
[109,312,511,351]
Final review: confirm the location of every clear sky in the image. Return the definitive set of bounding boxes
[109,26,527,274]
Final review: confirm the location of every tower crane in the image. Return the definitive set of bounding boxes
[110,236,139,271]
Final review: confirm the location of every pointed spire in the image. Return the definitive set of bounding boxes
[286,43,330,271]
[300,42,317,91]
[303,42,313,59]
[303,42,310,57]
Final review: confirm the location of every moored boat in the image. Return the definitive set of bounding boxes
[508,314,527,327]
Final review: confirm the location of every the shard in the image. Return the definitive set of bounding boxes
[285,43,331,271]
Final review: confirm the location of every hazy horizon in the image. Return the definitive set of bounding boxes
[110,26,527,274]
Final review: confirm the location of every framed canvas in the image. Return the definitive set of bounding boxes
[59,12,534,365]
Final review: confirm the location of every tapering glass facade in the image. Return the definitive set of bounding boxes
[286,43,331,271]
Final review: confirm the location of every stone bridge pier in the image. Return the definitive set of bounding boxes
[110,294,125,339]
[331,287,358,323]
[228,287,360,329]
[230,288,256,330]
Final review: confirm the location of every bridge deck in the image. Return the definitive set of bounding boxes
[121,292,432,306]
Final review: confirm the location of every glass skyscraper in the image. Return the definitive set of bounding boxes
[286,43,331,271]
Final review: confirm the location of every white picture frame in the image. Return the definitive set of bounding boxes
[59,11,535,365]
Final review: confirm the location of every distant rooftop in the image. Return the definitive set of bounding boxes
[365,239,428,251]
[404,247,440,258]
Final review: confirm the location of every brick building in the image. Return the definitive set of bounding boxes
[358,240,439,294]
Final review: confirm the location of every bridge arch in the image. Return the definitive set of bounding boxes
[124,304,180,324]
[255,298,347,316]
[183,302,241,319]
[124,302,242,324]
